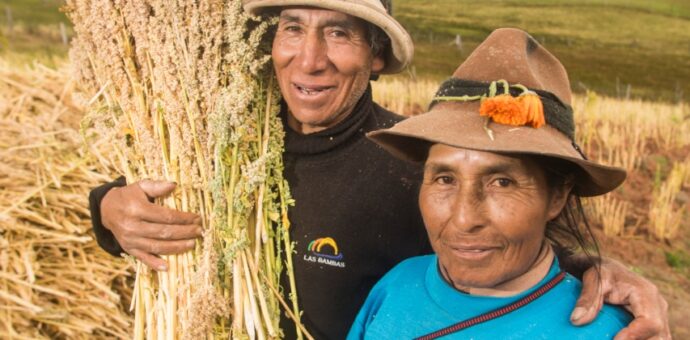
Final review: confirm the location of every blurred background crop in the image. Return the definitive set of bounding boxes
[1,0,688,338]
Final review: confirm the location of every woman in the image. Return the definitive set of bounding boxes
[348,28,632,339]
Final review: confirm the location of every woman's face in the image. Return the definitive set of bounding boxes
[419,144,569,290]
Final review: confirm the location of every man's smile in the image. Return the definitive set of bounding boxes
[292,82,335,97]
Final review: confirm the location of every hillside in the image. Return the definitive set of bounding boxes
[0,0,69,65]
[393,0,690,102]
[2,0,690,101]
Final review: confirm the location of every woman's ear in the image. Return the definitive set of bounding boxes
[547,176,575,220]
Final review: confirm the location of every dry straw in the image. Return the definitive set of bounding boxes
[649,162,689,240]
[0,60,132,339]
[372,77,438,116]
[67,0,307,339]
[573,91,689,238]
[586,194,630,237]
[575,91,690,173]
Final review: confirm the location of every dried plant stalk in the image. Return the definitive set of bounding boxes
[67,0,306,339]
[371,78,438,116]
[649,162,689,240]
[585,194,630,237]
[0,60,132,339]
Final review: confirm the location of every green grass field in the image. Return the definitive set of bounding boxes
[394,0,690,102]
[1,0,689,100]
[0,0,70,66]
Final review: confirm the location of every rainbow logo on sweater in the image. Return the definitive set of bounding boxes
[303,237,346,268]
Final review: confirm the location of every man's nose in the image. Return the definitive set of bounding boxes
[298,31,329,73]
[450,186,488,234]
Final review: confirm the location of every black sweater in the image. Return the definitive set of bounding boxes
[279,88,430,339]
[89,87,431,339]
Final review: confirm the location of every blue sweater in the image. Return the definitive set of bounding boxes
[348,255,631,339]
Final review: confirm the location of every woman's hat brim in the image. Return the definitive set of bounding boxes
[243,0,414,74]
[367,102,626,197]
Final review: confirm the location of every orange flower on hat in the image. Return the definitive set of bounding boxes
[518,92,546,128]
[479,94,529,126]
[479,92,546,128]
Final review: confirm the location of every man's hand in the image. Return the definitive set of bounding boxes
[101,179,202,271]
[571,257,671,340]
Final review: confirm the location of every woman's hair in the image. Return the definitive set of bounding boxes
[535,155,602,275]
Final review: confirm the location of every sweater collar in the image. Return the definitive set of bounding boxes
[282,86,373,155]
[425,251,562,316]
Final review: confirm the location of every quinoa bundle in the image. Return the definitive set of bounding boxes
[67,1,306,338]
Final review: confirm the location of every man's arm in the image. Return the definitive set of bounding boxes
[89,179,202,271]
[563,254,671,340]
[89,176,128,256]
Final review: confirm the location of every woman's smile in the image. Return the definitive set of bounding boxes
[420,144,567,289]
[444,241,501,261]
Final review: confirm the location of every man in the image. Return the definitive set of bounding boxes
[89,1,670,339]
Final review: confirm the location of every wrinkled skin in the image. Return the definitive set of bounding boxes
[575,256,671,340]
[98,6,670,340]
[100,180,201,271]
[417,144,670,339]
[273,7,384,134]
[419,145,569,291]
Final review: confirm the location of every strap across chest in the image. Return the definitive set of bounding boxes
[415,271,567,340]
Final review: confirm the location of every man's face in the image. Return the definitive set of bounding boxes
[273,7,385,134]
[419,145,567,290]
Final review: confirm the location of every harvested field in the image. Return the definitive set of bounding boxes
[0,61,132,338]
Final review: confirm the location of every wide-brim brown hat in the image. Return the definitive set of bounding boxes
[243,0,413,74]
[368,28,626,197]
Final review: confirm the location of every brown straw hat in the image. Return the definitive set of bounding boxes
[368,28,626,197]
[243,0,414,74]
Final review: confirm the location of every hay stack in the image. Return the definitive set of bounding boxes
[0,60,133,338]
